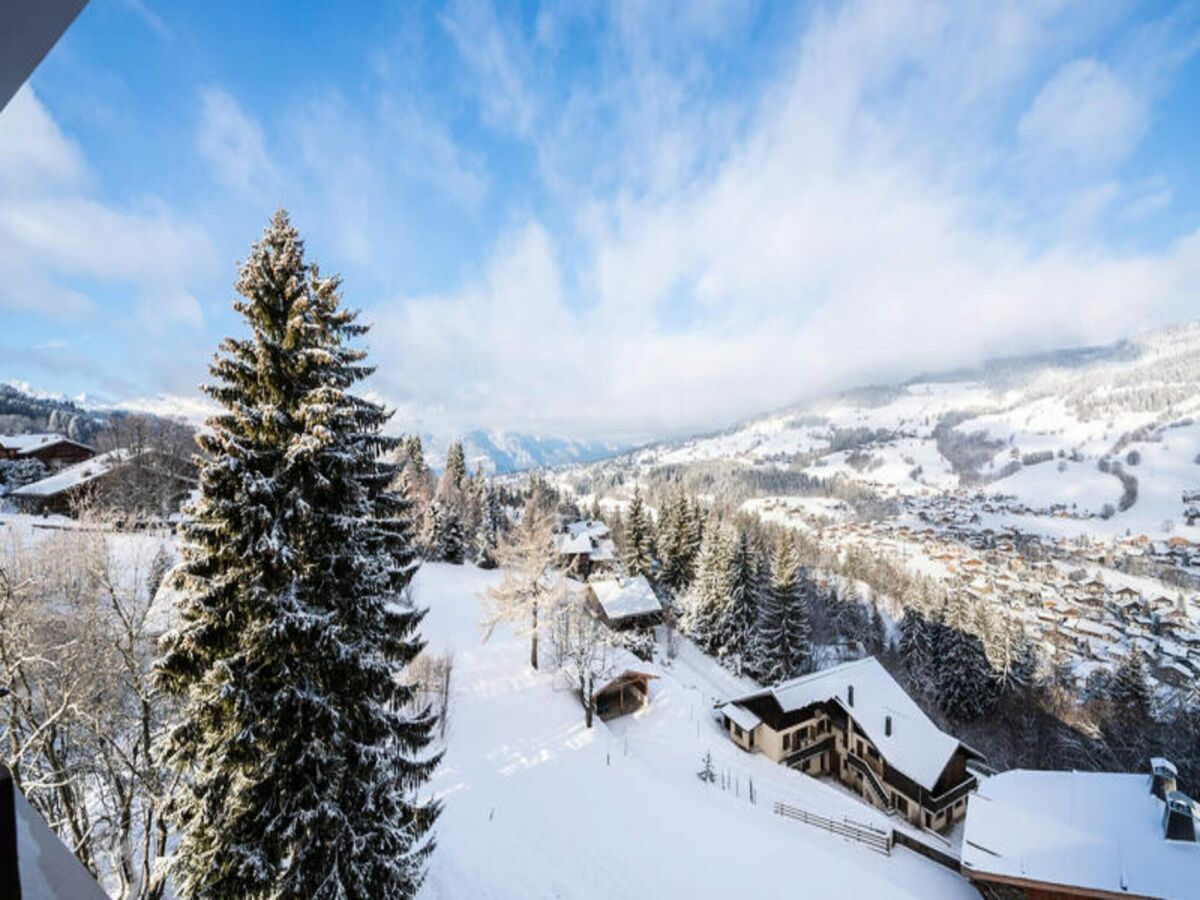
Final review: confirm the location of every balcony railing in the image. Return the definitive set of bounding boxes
[783,735,835,768]
[924,774,977,813]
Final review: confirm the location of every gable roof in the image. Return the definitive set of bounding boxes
[727,657,972,791]
[8,448,139,498]
[0,433,91,455]
[589,575,662,621]
[961,769,1198,899]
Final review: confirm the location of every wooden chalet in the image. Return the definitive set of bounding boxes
[586,575,663,631]
[719,657,982,832]
[8,447,196,516]
[0,432,94,470]
[553,519,617,578]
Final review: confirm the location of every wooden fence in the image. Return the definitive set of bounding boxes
[772,801,892,856]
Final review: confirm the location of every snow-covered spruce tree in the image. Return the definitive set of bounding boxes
[658,489,698,594]
[1109,649,1152,719]
[933,592,995,721]
[474,481,503,569]
[623,487,656,579]
[439,440,468,499]
[425,499,466,565]
[682,521,733,653]
[753,538,812,684]
[156,211,438,900]
[715,530,761,673]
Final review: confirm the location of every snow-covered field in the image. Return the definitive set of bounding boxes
[414,563,975,900]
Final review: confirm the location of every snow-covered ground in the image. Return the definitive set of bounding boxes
[414,563,975,900]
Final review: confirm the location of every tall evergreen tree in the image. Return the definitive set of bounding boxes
[156,212,438,899]
[933,592,995,721]
[623,488,656,579]
[753,537,812,683]
[658,489,696,593]
[715,530,761,672]
[684,522,733,653]
[427,500,466,565]
[475,481,504,568]
[440,440,468,497]
[1110,649,1152,719]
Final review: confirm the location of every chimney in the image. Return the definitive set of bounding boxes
[1151,758,1179,801]
[885,715,892,737]
[847,685,854,707]
[1163,792,1198,843]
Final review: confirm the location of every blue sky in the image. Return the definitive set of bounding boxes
[2,0,1200,442]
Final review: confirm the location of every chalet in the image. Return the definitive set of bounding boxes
[0,432,94,470]
[586,575,663,631]
[7,447,195,516]
[718,657,982,833]
[553,519,616,578]
[961,760,1198,900]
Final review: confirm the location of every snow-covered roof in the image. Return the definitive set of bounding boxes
[557,532,596,555]
[719,701,762,732]
[566,518,609,539]
[730,657,969,791]
[8,448,139,498]
[589,575,662,621]
[0,432,90,455]
[961,769,1198,899]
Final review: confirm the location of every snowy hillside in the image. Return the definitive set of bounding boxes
[413,563,975,900]
[616,321,1200,543]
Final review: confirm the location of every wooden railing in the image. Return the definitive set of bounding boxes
[924,774,977,814]
[845,752,894,812]
[773,801,892,856]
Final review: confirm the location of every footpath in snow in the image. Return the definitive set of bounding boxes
[413,563,976,900]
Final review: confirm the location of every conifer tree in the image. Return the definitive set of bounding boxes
[623,488,656,579]
[657,489,692,593]
[753,537,812,683]
[933,592,995,721]
[475,481,504,568]
[156,211,438,899]
[684,522,733,653]
[715,530,760,672]
[440,440,468,497]
[1110,649,1151,719]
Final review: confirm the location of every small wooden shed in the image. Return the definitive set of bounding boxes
[594,669,656,720]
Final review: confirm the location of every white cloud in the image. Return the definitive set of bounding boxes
[0,87,214,326]
[1018,58,1148,169]
[361,0,1200,441]
[196,87,278,198]
[441,0,538,136]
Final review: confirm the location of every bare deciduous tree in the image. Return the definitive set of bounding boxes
[547,594,618,728]
[0,517,174,899]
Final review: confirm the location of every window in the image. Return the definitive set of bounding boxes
[867,746,879,761]
[896,796,908,815]
[924,812,931,828]
[733,723,742,738]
